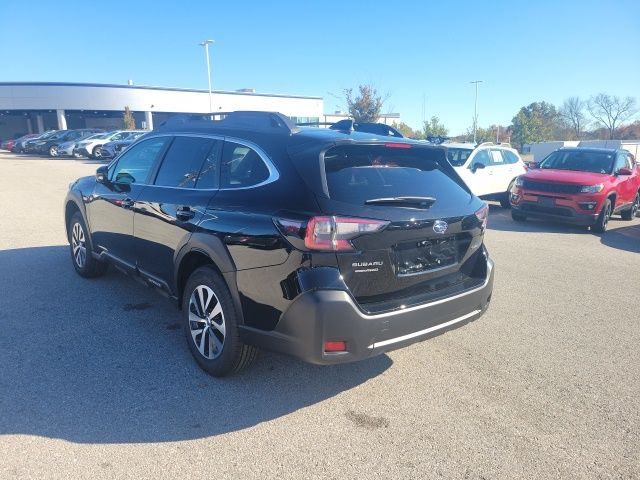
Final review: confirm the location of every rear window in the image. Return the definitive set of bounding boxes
[323,145,467,204]
[446,148,473,166]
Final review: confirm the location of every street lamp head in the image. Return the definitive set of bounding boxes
[199,39,214,46]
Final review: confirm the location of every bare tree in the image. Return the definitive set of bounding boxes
[587,93,638,139]
[559,96,588,139]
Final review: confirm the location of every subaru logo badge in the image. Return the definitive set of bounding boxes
[433,220,448,234]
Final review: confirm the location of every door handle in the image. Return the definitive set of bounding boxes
[176,206,195,220]
[121,198,134,209]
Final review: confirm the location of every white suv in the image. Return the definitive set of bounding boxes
[445,142,527,208]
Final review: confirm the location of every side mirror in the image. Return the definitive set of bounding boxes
[617,167,633,176]
[527,162,539,169]
[96,165,108,184]
[471,162,485,173]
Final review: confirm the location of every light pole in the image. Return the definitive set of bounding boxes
[470,80,483,143]
[199,39,214,113]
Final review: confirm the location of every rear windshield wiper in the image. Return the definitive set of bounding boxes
[365,196,436,208]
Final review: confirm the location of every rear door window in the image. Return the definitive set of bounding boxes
[323,145,467,204]
[489,150,505,166]
[154,136,218,188]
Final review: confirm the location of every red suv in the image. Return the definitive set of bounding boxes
[510,148,640,232]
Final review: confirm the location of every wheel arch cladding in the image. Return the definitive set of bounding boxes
[64,200,82,239]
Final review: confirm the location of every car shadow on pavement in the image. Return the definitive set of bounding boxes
[0,245,391,444]
[486,204,592,234]
[599,223,640,253]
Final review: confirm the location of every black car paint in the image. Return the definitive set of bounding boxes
[65,118,493,364]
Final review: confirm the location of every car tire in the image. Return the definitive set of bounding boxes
[511,211,526,222]
[182,266,257,377]
[91,146,102,160]
[68,212,108,278]
[620,193,639,220]
[49,145,58,157]
[500,180,515,209]
[593,199,612,233]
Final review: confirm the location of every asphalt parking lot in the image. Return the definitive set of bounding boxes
[0,152,639,479]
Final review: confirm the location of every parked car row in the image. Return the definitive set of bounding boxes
[1,129,147,159]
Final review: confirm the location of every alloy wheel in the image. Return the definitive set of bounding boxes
[49,146,58,157]
[632,195,639,218]
[188,285,226,360]
[71,222,86,268]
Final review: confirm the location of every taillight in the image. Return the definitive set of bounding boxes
[305,216,389,251]
[475,205,489,229]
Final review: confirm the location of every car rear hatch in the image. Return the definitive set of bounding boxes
[289,141,489,314]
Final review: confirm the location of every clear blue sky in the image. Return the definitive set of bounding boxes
[1,0,639,134]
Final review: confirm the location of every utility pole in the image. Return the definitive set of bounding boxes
[470,80,483,143]
[199,39,215,113]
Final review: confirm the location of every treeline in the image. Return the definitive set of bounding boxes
[343,85,638,151]
[449,94,639,151]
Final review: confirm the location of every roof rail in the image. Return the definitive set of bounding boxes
[475,141,513,148]
[156,111,298,134]
[426,135,449,145]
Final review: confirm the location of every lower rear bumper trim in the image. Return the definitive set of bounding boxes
[367,308,482,349]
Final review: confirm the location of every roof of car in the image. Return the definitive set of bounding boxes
[154,112,434,150]
[443,142,476,149]
[557,146,622,154]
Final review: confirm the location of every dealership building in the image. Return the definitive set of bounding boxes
[0,82,327,139]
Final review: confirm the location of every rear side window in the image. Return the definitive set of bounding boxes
[220,141,270,188]
[154,136,218,188]
[501,150,520,164]
[323,145,467,204]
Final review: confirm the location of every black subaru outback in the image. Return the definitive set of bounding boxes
[64,111,494,376]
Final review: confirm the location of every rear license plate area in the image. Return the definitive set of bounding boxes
[395,236,459,276]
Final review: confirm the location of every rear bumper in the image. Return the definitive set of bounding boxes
[240,256,494,365]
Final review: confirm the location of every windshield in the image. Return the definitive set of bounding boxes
[323,145,467,205]
[540,150,615,174]
[446,148,473,167]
